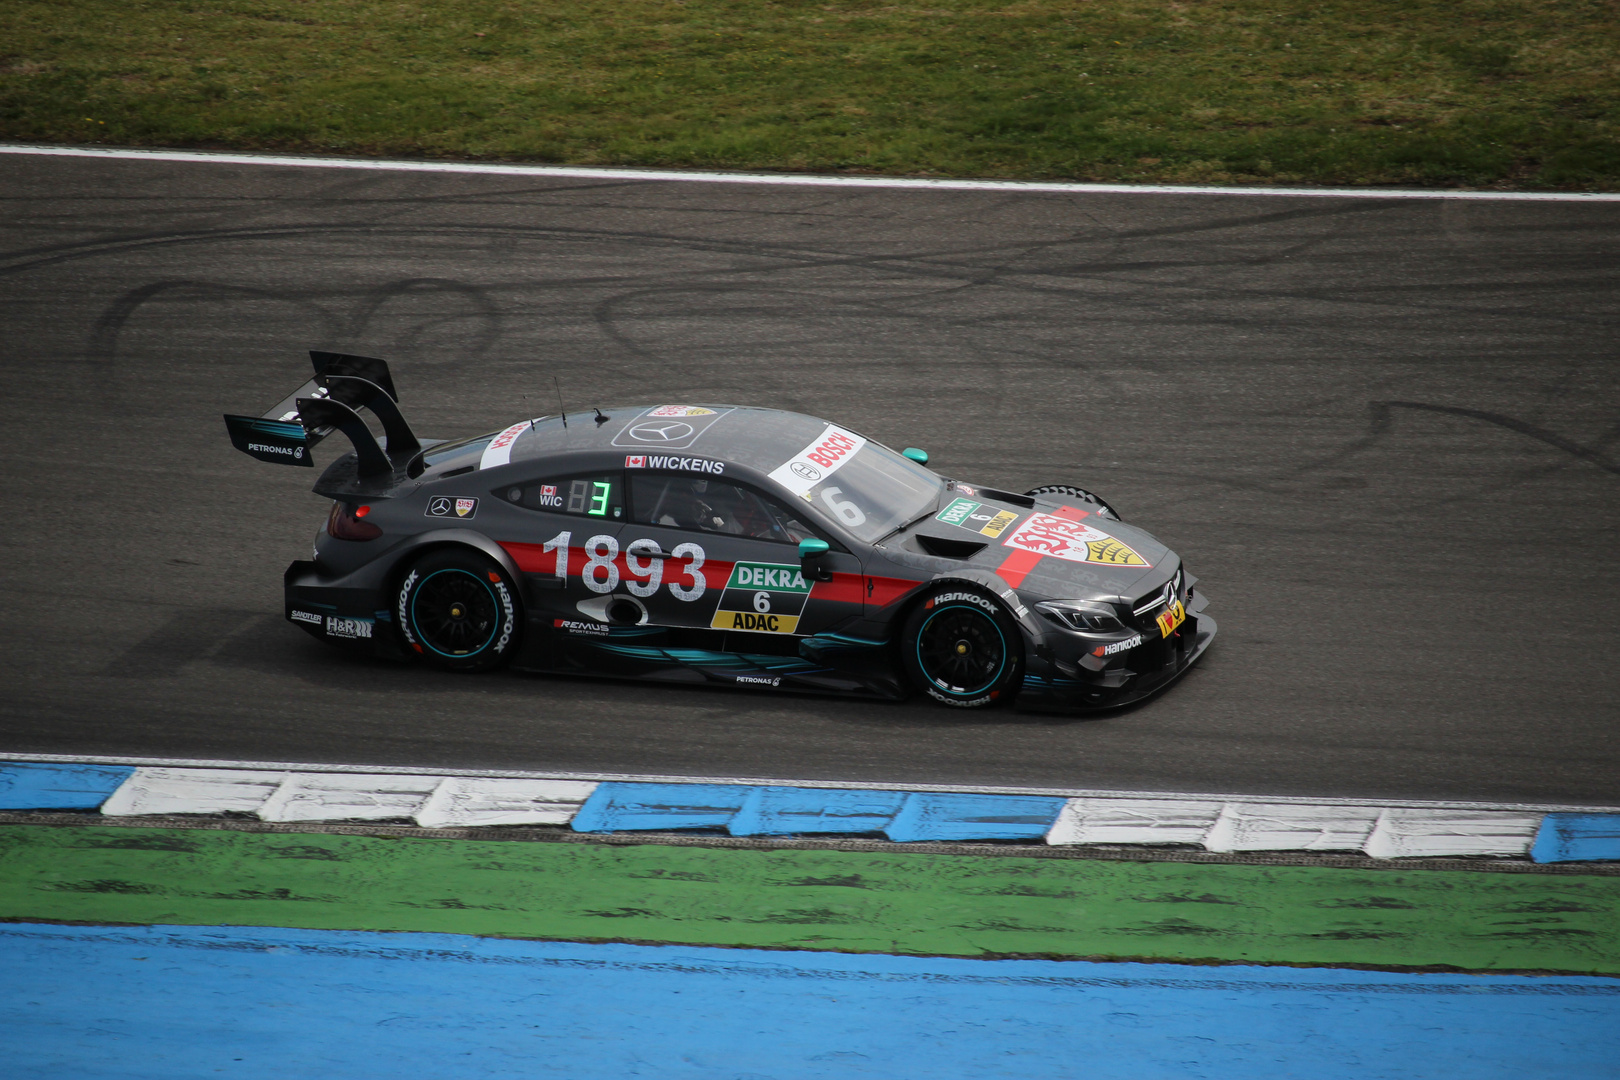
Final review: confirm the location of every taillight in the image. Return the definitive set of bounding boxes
[327,502,382,541]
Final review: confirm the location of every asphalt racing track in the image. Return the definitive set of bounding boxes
[2,149,1617,805]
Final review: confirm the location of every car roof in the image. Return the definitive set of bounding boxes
[522,405,828,469]
[416,404,839,482]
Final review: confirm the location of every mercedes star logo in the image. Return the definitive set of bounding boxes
[628,421,695,443]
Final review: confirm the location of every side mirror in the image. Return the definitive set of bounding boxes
[798,537,834,582]
[902,447,929,465]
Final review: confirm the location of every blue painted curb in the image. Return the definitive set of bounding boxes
[0,762,134,810]
[570,782,753,832]
[885,791,1067,842]
[572,782,1067,841]
[730,786,908,837]
[1534,814,1620,863]
[3,922,1618,1080]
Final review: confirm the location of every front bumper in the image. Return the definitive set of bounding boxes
[1016,589,1216,713]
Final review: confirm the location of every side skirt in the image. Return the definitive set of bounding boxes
[513,623,905,700]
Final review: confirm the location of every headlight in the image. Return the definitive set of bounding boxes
[1034,600,1126,633]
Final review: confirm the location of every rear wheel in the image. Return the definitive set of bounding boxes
[395,549,521,672]
[1026,484,1120,520]
[901,587,1022,708]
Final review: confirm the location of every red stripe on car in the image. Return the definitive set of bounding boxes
[868,576,918,607]
[995,549,1043,588]
[993,502,1087,587]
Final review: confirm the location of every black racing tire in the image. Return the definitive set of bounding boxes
[901,586,1023,709]
[1025,484,1121,521]
[395,549,521,673]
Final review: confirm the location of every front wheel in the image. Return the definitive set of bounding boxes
[395,549,521,672]
[901,587,1023,708]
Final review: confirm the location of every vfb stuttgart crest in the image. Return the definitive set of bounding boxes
[426,496,478,519]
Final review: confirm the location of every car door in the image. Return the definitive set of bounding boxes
[621,471,864,643]
[491,470,628,627]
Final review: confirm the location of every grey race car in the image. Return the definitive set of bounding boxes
[225,352,1215,711]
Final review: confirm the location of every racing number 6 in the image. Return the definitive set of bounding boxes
[819,486,867,528]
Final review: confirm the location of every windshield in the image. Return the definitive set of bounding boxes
[766,424,943,542]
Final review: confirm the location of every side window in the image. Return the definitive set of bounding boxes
[499,473,625,521]
[629,474,816,544]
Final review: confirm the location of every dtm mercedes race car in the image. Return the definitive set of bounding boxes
[225,352,1214,711]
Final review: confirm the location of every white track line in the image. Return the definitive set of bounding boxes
[3,144,1616,202]
[5,752,1616,815]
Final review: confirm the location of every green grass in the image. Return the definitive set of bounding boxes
[2,0,1617,188]
[5,826,1620,973]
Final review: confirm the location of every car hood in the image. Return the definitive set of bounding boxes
[894,489,1174,603]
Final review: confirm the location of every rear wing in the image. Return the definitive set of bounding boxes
[223,351,421,478]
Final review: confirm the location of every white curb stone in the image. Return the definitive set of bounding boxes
[1045,798,1224,846]
[258,773,443,823]
[100,768,287,816]
[414,778,599,828]
[1360,808,1543,859]
[1203,803,1383,854]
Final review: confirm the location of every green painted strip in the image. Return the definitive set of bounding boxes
[3,826,1618,973]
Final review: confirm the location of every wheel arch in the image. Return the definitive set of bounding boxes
[381,529,525,605]
[882,568,1044,670]
[927,568,1039,636]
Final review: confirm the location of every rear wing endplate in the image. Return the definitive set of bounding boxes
[223,351,420,477]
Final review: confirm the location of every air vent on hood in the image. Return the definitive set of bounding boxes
[915,534,988,559]
[975,487,1036,508]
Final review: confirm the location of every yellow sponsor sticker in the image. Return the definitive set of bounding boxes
[711,611,801,634]
[1155,599,1187,638]
[978,510,1019,539]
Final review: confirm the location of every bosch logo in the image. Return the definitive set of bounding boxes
[791,461,822,481]
[627,421,694,443]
